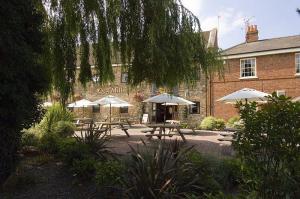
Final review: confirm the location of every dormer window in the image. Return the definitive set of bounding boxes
[240,58,257,78]
[296,53,300,74]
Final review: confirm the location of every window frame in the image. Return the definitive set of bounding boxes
[240,58,257,79]
[295,53,300,75]
[189,101,200,114]
[120,106,129,114]
[121,72,128,83]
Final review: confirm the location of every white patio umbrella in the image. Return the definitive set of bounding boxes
[217,88,270,104]
[67,99,97,108]
[143,93,194,123]
[93,95,132,122]
[67,99,97,117]
[143,93,194,105]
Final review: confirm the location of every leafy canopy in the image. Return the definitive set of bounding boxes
[233,94,300,198]
[43,0,222,104]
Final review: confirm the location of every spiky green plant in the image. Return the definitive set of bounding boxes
[39,103,74,134]
[123,140,202,198]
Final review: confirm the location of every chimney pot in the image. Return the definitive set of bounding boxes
[246,24,259,43]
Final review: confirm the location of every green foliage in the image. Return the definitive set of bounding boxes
[214,118,226,130]
[123,140,203,198]
[226,116,240,128]
[95,160,125,186]
[39,103,74,134]
[75,128,111,159]
[44,0,223,104]
[53,121,75,137]
[21,128,41,147]
[39,132,61,154]
[200,117,225,130]
[58,138,92,166]
[233,93,300,198]
[0,0,50,183]
[186,151,243,195]
[71,158,97,180]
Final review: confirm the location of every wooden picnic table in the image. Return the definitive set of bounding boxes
[145,123,187,143]
[95,121,130,137]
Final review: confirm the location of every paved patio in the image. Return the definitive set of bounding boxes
[102,125,234,157]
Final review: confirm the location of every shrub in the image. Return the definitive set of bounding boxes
[58,138,92,166]
[213,158,242,192]
[75,129,111,159]
[21,129,40,147]
[71,158,97,180]
[95,160,125,186]
[200,117,225,130]
[53,121,75,137]
[226,116,240,128]
[39,103,74,134]
[234,94,300,198]
[215,118,225,130]
[200,116,216,130]
[39,132,60,154]
[123,140,203,198]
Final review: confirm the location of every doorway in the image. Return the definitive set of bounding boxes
[155,104,178,123]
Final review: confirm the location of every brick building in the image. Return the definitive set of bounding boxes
[211,25,300,120]
[72,29,218,126]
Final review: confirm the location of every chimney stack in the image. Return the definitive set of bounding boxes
[246,25,258,43]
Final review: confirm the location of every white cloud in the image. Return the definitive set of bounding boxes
[201,8,245,38]
[181,0,204,16]
[181,0,247,41]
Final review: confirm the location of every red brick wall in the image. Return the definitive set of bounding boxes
[211,52,300,120]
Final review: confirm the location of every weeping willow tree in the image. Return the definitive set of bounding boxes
[44,0,222,104]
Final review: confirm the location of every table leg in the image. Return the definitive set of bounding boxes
[176,127,186,143]
[120,124,130,137]
[147,127,157,140]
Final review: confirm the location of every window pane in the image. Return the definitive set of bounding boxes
[296,54,300,73]
[121,72,128,83]
[120,106,128,113]
[92,105,100,113]
[190,101,200,114]
[241,58,256,77]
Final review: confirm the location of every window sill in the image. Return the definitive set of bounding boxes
[295,73,300,77]
[239,76,258,80]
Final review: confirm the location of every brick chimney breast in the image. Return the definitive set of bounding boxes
[246,25,259,43]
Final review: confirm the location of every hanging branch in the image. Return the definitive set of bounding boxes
[43,0,223,105]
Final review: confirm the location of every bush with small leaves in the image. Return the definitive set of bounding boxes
[58,138,92,166]
[95,160,125,187]
[53,121,75,138]
[21,130,40,147]
[39,132,60,154]
[234,94,300,198]
[200,117,225,130]
[71,158,97,180]
[215,118,226,130]
[226,116,240,128]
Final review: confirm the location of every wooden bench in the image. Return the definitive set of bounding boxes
[145,133,176,138]
[141,129,156,134]
[218,137,234,142]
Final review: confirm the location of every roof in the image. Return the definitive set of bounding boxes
[222,35,300,56]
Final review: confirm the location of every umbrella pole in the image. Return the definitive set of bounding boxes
[110,103,112,135]
[164,102,167,125]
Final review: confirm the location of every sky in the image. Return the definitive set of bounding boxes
[181,0,300,49]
